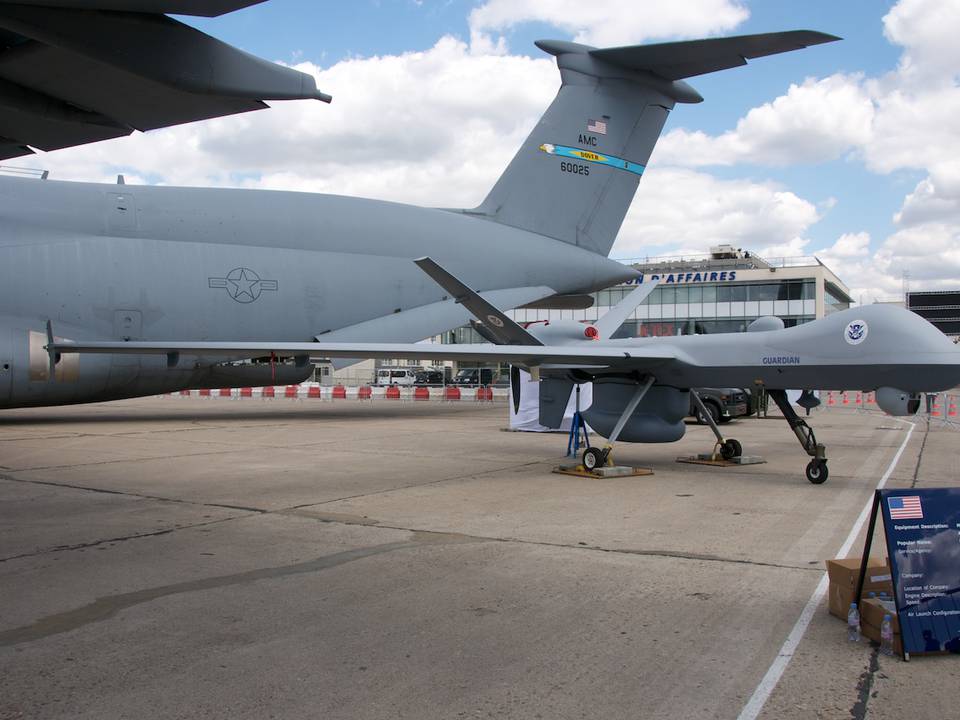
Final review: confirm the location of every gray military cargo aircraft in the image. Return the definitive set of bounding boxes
[0,1,841,412]
[58,257,960,484]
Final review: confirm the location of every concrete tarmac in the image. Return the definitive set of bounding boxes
[0,397,957,719]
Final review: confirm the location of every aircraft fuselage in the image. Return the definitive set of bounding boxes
[0,176,633,407]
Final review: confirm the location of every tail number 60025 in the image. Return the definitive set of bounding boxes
[560,161,589,176]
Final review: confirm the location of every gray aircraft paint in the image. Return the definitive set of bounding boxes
[0,28,839,409]
[64,304,960,394]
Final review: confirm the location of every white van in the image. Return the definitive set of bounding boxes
[376,368,417,386]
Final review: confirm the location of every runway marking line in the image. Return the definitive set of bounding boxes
[736,420,916,720]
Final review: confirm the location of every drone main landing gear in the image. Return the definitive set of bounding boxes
[690,390,742,460]
[766,388,828,484]
[581,375,654,471]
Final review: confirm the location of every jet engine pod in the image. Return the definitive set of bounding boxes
[582,381,688,442]
[875,387,921,416]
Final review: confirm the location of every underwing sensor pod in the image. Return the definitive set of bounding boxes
[875,387,922,416]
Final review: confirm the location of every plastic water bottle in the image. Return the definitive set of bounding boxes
[847,603,860,642]
[880,615,894,656]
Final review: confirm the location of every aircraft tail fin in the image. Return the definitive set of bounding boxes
[469,31,839,257]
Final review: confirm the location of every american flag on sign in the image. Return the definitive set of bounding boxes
[889,495,923,520]
[587,118,607,135]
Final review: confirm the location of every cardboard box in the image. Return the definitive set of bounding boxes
[859,597,899,633]
[860,598,903,655]
[825,557,893,620]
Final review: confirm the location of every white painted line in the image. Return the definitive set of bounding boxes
[736,420,916,720]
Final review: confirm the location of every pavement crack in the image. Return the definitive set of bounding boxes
[0,473,268,515]
[909,422,930,489]
[5,448,241,473]
[0,540,418,648]
[293,460,549,509]
[0,516,250,564]
[279,508,819,572]
[849,646,880,720]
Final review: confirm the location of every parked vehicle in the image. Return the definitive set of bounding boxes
[453,368,494,386]
[414,369,445,385]
[690,388,751,424]
[375,368,417,386]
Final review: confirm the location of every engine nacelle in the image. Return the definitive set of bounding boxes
[582,381,688,442]
[875,387,921,416]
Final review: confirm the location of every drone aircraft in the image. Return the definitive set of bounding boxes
[55,257,960,484]
[0,0,841,413]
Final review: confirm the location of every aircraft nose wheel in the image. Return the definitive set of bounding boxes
[719,438,742,460]
[582,447,609,471]
[805,459,828,484]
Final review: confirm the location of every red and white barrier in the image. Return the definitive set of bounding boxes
[164,383,509,402]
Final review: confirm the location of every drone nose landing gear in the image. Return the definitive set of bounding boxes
[766,388,828,484]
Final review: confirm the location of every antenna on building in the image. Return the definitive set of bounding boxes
[902,270,911,303]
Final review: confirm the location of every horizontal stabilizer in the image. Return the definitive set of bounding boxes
[589,31,840,81]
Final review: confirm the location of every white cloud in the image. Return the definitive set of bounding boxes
[468,0,749,48]
[883,0,960,83]
[646,0,960,298]
[655,74,874,167]
[611,168,820,258]
[818,225,960,303]
[36,37,557,209]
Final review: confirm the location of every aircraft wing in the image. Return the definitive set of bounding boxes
[0,1,329,160]
[52,339,685,370]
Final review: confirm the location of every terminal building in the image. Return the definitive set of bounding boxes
[497,244,854,339]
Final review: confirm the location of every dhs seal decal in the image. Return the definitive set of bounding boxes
[844,319,868,345]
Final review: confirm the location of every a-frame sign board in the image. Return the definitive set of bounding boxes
[856,488,960,660]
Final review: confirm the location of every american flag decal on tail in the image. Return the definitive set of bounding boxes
[587,118,608,134]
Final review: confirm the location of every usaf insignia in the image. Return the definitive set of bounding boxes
[208,267,278,303]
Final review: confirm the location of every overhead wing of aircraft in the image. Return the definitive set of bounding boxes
[0,0,330,160]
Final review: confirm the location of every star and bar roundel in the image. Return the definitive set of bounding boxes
[208,267,278,304]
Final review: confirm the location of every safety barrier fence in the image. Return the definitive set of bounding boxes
[163,383,508,402]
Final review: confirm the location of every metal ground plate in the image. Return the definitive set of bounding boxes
[553,464,654,478]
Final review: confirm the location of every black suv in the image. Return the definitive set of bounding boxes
[690,388,751,424]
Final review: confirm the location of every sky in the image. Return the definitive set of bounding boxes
[21,0,960,303]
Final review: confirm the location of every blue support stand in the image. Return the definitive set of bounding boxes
[566,384,590,457]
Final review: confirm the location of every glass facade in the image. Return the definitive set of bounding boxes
[824,286,851,314]
[596,279,817,337]
[439,257,851,348]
